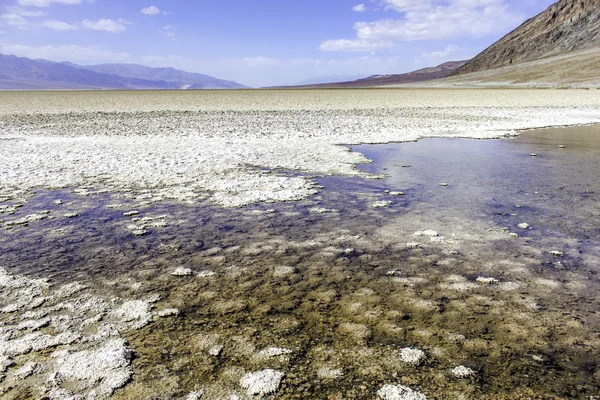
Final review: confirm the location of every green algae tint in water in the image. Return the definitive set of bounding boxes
[0,126,600,399]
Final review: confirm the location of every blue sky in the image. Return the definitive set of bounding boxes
[0,0,557,87]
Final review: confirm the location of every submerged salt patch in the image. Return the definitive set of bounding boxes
[109,300,153,330]
[310,207,338,214]
[256,347,293,358]
[377,384,428,400]
[239,369,284,396]
[413,230,438,237]
[317,367,344,379]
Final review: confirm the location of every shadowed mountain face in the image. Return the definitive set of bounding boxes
[455,0,600,75]
[278,61,468,88]
[0,53,246,90]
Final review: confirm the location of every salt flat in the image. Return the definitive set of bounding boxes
[2,93,600,398]
[2,89,600,207]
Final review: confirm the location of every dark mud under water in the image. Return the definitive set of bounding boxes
[1,125,600,399]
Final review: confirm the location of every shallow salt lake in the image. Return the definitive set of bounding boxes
[1,125,600,399]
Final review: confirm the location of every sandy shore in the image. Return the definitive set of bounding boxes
[2,89,600,208]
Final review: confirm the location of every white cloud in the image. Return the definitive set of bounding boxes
[81,18,126,33]
[141,5,160,15]
[0,43,134,63]
[319,39,394,52]
[352,4,367,12]
[322,0,524,52]
[17,0,92,7]
[355,0,523,41]
[42,19,78,30]
[159,24,175,39]
[5,6,45,17]
[418,45,461,60]
[1,13,31,29]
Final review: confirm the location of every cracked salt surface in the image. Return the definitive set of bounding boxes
[0,267,155,398]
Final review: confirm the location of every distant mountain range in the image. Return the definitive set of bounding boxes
[278,61,468,88]
[0,53,247,90]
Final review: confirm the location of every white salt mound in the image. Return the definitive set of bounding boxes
[476,277,499,285]
[208,345,223,357]
[240,369,284,396]
[157,308,179,317]
[171,267,193,276]
[451,365,475,378]
[377,384,428,400]
[400,347,426,365]
[372,200,393,208]
[186,389,205,400]
[53,339,133,398]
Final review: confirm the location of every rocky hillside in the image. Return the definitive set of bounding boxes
[455,0,600,75]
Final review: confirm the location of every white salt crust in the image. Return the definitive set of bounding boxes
[378,384,429,400]
[1,90,600,208]
[239,368,284,396]
[0,267,154,399]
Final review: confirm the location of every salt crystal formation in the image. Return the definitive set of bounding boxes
[0,267,154,399]
[451,365,475,378]
[372,200,393,208]
[400,347,426,365]
[377,384,429,400]
[171,267,193,276]
[239,369,284,396]
[476,277,500,285]
[52,339,133,398]
[186,389,205,400]
[256,347,293,358]
[157,308,180,317]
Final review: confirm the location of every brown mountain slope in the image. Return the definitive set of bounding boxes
[455,0,600,75]
[273,61,467,88]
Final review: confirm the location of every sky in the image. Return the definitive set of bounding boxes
[0,0,557,87]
